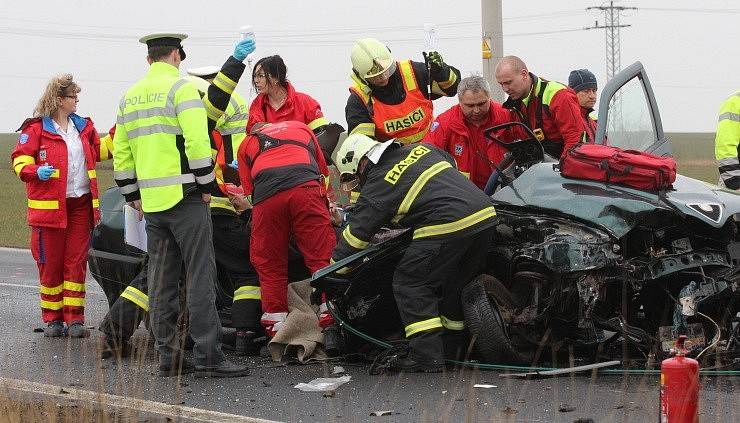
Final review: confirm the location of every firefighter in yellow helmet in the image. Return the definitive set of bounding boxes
[331,134,496,372]
[346,38,461,145]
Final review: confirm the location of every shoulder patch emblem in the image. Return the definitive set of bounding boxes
[19,133,29,144]
[430,121,439,132]
[454,144,463,156]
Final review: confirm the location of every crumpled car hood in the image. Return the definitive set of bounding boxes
[492,163,740,238]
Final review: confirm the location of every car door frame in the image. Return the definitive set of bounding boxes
[595,61,671,156]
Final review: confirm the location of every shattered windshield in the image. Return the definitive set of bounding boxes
[603,76,657,152]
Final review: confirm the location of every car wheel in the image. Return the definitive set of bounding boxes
[462,274,521,364]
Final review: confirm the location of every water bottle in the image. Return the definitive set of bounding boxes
[240,25,255,44]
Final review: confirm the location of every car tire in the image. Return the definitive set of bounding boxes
[461,274,520,364]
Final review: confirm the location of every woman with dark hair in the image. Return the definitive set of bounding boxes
[11,74,110,338]
[247,55,328,133]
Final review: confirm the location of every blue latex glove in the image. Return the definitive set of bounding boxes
[228,159,238,170]
[233,39,256,62]
[37,164,54,181]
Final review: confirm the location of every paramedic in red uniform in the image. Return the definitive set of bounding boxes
[495,56,586,158]
[424,75,514,190]
[235,120,336,337]
[11,74,111,338]
[246,55,329,134]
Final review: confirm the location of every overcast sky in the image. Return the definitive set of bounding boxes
[0,0,737,133]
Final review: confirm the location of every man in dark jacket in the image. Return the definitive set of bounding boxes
[568,68,599,143]
[332,134,496,372]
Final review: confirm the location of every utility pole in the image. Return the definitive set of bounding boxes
[482,0,504,101]
[586,1,637,79]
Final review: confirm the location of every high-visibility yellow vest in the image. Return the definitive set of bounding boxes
[113,62,214,212]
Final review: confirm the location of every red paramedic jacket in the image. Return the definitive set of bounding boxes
[11,115,108,228]
[246,82,328,133]
[237,120,329,205]
[425,101,514,189]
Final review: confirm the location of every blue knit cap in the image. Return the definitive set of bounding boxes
[568,69,597,92]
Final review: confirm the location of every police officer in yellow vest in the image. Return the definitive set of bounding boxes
[113,33,249,378]
[346,38,461,145]
[715,90,740,189]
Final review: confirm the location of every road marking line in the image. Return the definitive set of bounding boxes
[0,377,280,423]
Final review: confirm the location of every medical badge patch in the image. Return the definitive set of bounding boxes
[430,121,439,132]
[454,144,463,156]
[39,150,47,161]
[19,133,29,144]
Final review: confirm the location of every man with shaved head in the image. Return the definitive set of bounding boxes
[495,56,586,158]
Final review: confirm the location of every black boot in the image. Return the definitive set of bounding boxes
[322,324,345,357]
[390,355,444,373]
[234,330,259,356]
[99,335,131,360]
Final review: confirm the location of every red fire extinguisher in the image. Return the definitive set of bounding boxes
[660,335,699,422]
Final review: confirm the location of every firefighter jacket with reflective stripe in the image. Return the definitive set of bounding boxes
[424,101,514,189]
[113,61,218,213]
[715,91,740,189]
[246,82,328,133]
[237,120,329,205]
[502,73,586,158]
[12,115,104,228]
[346,59,461,144]
[333,143,496,262]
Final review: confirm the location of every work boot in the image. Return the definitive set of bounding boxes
[390,356,444,373]
[99,336,131,360]
[322,324,344,357]
[67,322,90,338]
[44,321,64,337]
[194,360,250,378]
[158,357,196,377]
[234,330,259,356]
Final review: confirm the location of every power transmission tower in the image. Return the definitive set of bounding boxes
[586,1,636,132]
[586,1,636,79]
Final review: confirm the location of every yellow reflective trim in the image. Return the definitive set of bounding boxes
[413,206,496,239]
[63,280,85,292]
[405,317,442,337]
[39,284,63,295]
[120,286,149,312]
[204,96,224,122]
[393,161,451,224]
[99,134,113,160]
[384,145,431,184]
[213,73,237,95]
[349,76,371,104]
[437,70,458,90]
[92,198,100,208]
[441,316,465,331]
[62,297,85,307]
[12,155,35,175]
[395,126,430,145]
[41,300,63,310]
[342,225,370,250]
[87,169,96,179]
[28,199,59,210]
[350,122,375,137]
[50,169,60,178]
[398,60,417,91]
[209,196,236,212]
[349,190,360,204]
[460,171,470,178]
[307,117,329,131]
[234,285,261,301]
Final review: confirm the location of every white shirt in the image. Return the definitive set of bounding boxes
[53,118,90,198]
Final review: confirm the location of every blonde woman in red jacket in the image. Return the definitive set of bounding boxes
[11,74,112,338]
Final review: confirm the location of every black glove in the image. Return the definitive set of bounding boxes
[426,51,447,79]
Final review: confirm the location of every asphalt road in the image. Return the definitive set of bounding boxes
[0,247,737,422]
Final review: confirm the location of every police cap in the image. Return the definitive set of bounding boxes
[139,33,188,60]
[186,65,220,80]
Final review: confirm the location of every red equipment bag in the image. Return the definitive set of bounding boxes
[559,144,676,190]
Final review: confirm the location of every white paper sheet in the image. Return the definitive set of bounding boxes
[123,205,147,252]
